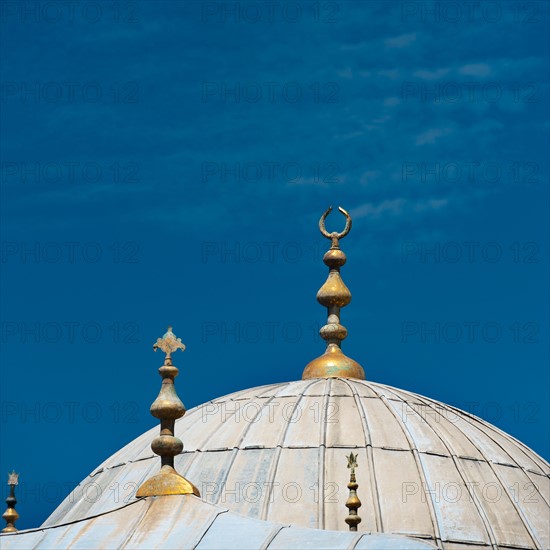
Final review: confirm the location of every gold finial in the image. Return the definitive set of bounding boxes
[136,327,200,498]
[302,206,366,380]
[153,326,185,362]
[345,453,362,531]
[2,471,19,533]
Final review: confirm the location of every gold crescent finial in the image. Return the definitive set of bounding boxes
[303,206,365,380]
[319,205,352,242]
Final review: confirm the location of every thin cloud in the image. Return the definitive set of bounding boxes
[415,128,453,146]
[350,197,449,221]
[458,63,492,77]
[385,33,417,48]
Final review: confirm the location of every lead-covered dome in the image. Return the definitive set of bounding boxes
[44,378,550,550]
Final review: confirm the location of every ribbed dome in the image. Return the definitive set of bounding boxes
[44,378,550,550]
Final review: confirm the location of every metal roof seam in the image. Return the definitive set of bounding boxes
[409,395,503,550]
[372,388,444,548]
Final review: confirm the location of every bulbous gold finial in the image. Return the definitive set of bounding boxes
[136,327,200,498]
[302,206,365,380]
[345,453,362,531]
[2,471,19,533]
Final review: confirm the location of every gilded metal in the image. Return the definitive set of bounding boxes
[302,206,366,379]
[345,453,362,531]
[319,205,352,242]
[2,472,19,533]
[135,327,200,498]
[153,326,186,359]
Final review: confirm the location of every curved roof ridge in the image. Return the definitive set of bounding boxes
[1,495,438,550]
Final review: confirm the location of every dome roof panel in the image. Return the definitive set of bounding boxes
[201,398,264,451]
[459,458,538,548]
[345,379,380,398]
[385,398,449,456]
[220,447,277,518]
[418,452,491,544]
[265,447,322,528]
[495,464,550,547]
[270,379,316,397]
[408,403,486,461]
[282,395,326,448]
[373,447,435,536]
[526,469,550,505]
[460,417,547,474]
[363,397,412,450]
[325,395,365,447]
[238,398,294,449]
[186,449,238,501]
[327,377,356,396]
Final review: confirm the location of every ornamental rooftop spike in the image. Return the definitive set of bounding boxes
[345,453,362,531]
[2,471,19,533]
[302,206,366,380]
[136,327,200,498]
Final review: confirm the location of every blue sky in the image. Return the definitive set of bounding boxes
[1,0,548,529]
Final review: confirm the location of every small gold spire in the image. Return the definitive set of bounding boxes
[2,471,19,533]
[136,327,200,498]
[302,206,366,380]
[345,453,362,531]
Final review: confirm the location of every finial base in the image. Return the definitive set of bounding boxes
[136,465,200,497]
[302,345,365,380]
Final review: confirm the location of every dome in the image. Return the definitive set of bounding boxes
[42,378,550,550]
[2,208,548,550]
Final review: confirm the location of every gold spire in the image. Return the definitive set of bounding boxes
[2,471,19,533]
[345,453,362,531]
[302,206,366,380]
[136,327,200,498]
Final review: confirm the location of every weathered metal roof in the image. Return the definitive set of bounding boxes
[0,494,437,549]
[41,379,549,549]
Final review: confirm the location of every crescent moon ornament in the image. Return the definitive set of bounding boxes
[319,205,352,241]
